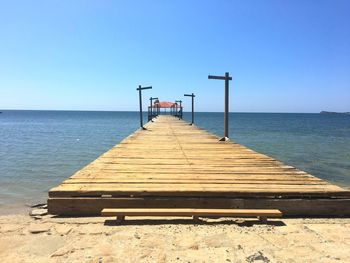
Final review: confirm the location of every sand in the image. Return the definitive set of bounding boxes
[1,212,350,263]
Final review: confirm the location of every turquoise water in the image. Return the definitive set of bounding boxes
[0,110,349,213]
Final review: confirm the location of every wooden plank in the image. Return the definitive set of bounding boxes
[48,197,350,216]
[100,208,283,217]
[84,164,308,170]
[69,175,318,181]
[50,182,343,190]
[64,179,327,185]
[49,188,349,198]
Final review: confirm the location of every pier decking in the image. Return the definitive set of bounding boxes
[48,116,350,216]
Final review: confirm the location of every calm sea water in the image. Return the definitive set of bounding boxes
[0,110,349,213]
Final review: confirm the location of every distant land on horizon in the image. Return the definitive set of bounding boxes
[320,111,350,115]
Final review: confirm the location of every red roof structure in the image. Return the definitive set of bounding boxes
[148,100,183,120]
[154,101,177,108]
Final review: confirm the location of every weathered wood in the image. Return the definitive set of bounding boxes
[64,179,327,185]
[48,115,350,216]
[48,197,350,216]
[258,216,268,223]
[116,215,125,223]
[101,208,282,220]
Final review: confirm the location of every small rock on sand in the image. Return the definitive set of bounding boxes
[246,251,270,263]
[30,209,48,217]
[28,223,51,234]
[26,202,47,208]
[54,224,72,235]
[50,247,74,257]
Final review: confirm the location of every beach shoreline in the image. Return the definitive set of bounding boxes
[1,211,350,263]
[0,197,48,216]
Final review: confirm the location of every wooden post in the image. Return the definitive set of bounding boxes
[192,215,201,222]
[116,215,125,223]
[208,72,232,141]
[258,216,268,223]
[137,85,152,130]
[184,93,195,125]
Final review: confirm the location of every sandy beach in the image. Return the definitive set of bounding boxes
[2,0,350,262]
[1,211,350,263]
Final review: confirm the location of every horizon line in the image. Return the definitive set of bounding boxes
[0,108,331,114]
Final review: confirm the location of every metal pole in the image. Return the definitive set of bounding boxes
[137,85,152,130]
[149,97,153,120]
[191,93,194,125]
[181,103,183,119]
[224,72,229,138]
[180,101,182,119]
[208,72,232,141]
[175,100,181,119]
[148,97,158,120]
[138,86,143,128]
[184,94,195,125]
[151,97,158,118]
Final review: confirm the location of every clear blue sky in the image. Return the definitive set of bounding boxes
[0,0,349,112]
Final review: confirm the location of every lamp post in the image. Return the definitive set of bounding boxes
[184,93,195,125]
[137,85,152,130]
[208,72,232,141]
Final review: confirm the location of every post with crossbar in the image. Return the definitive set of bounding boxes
[175,100,182,119]
[184,93,195,125]
[208,72,232,141]
[149,97,158,121]
[137,85,152,130]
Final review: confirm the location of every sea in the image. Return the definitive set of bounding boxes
[0,110,349,214]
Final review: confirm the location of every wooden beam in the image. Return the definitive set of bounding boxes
[48,197,350,216]
[100,208,282,221]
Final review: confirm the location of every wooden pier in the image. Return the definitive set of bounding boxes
[48,115,350,216]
